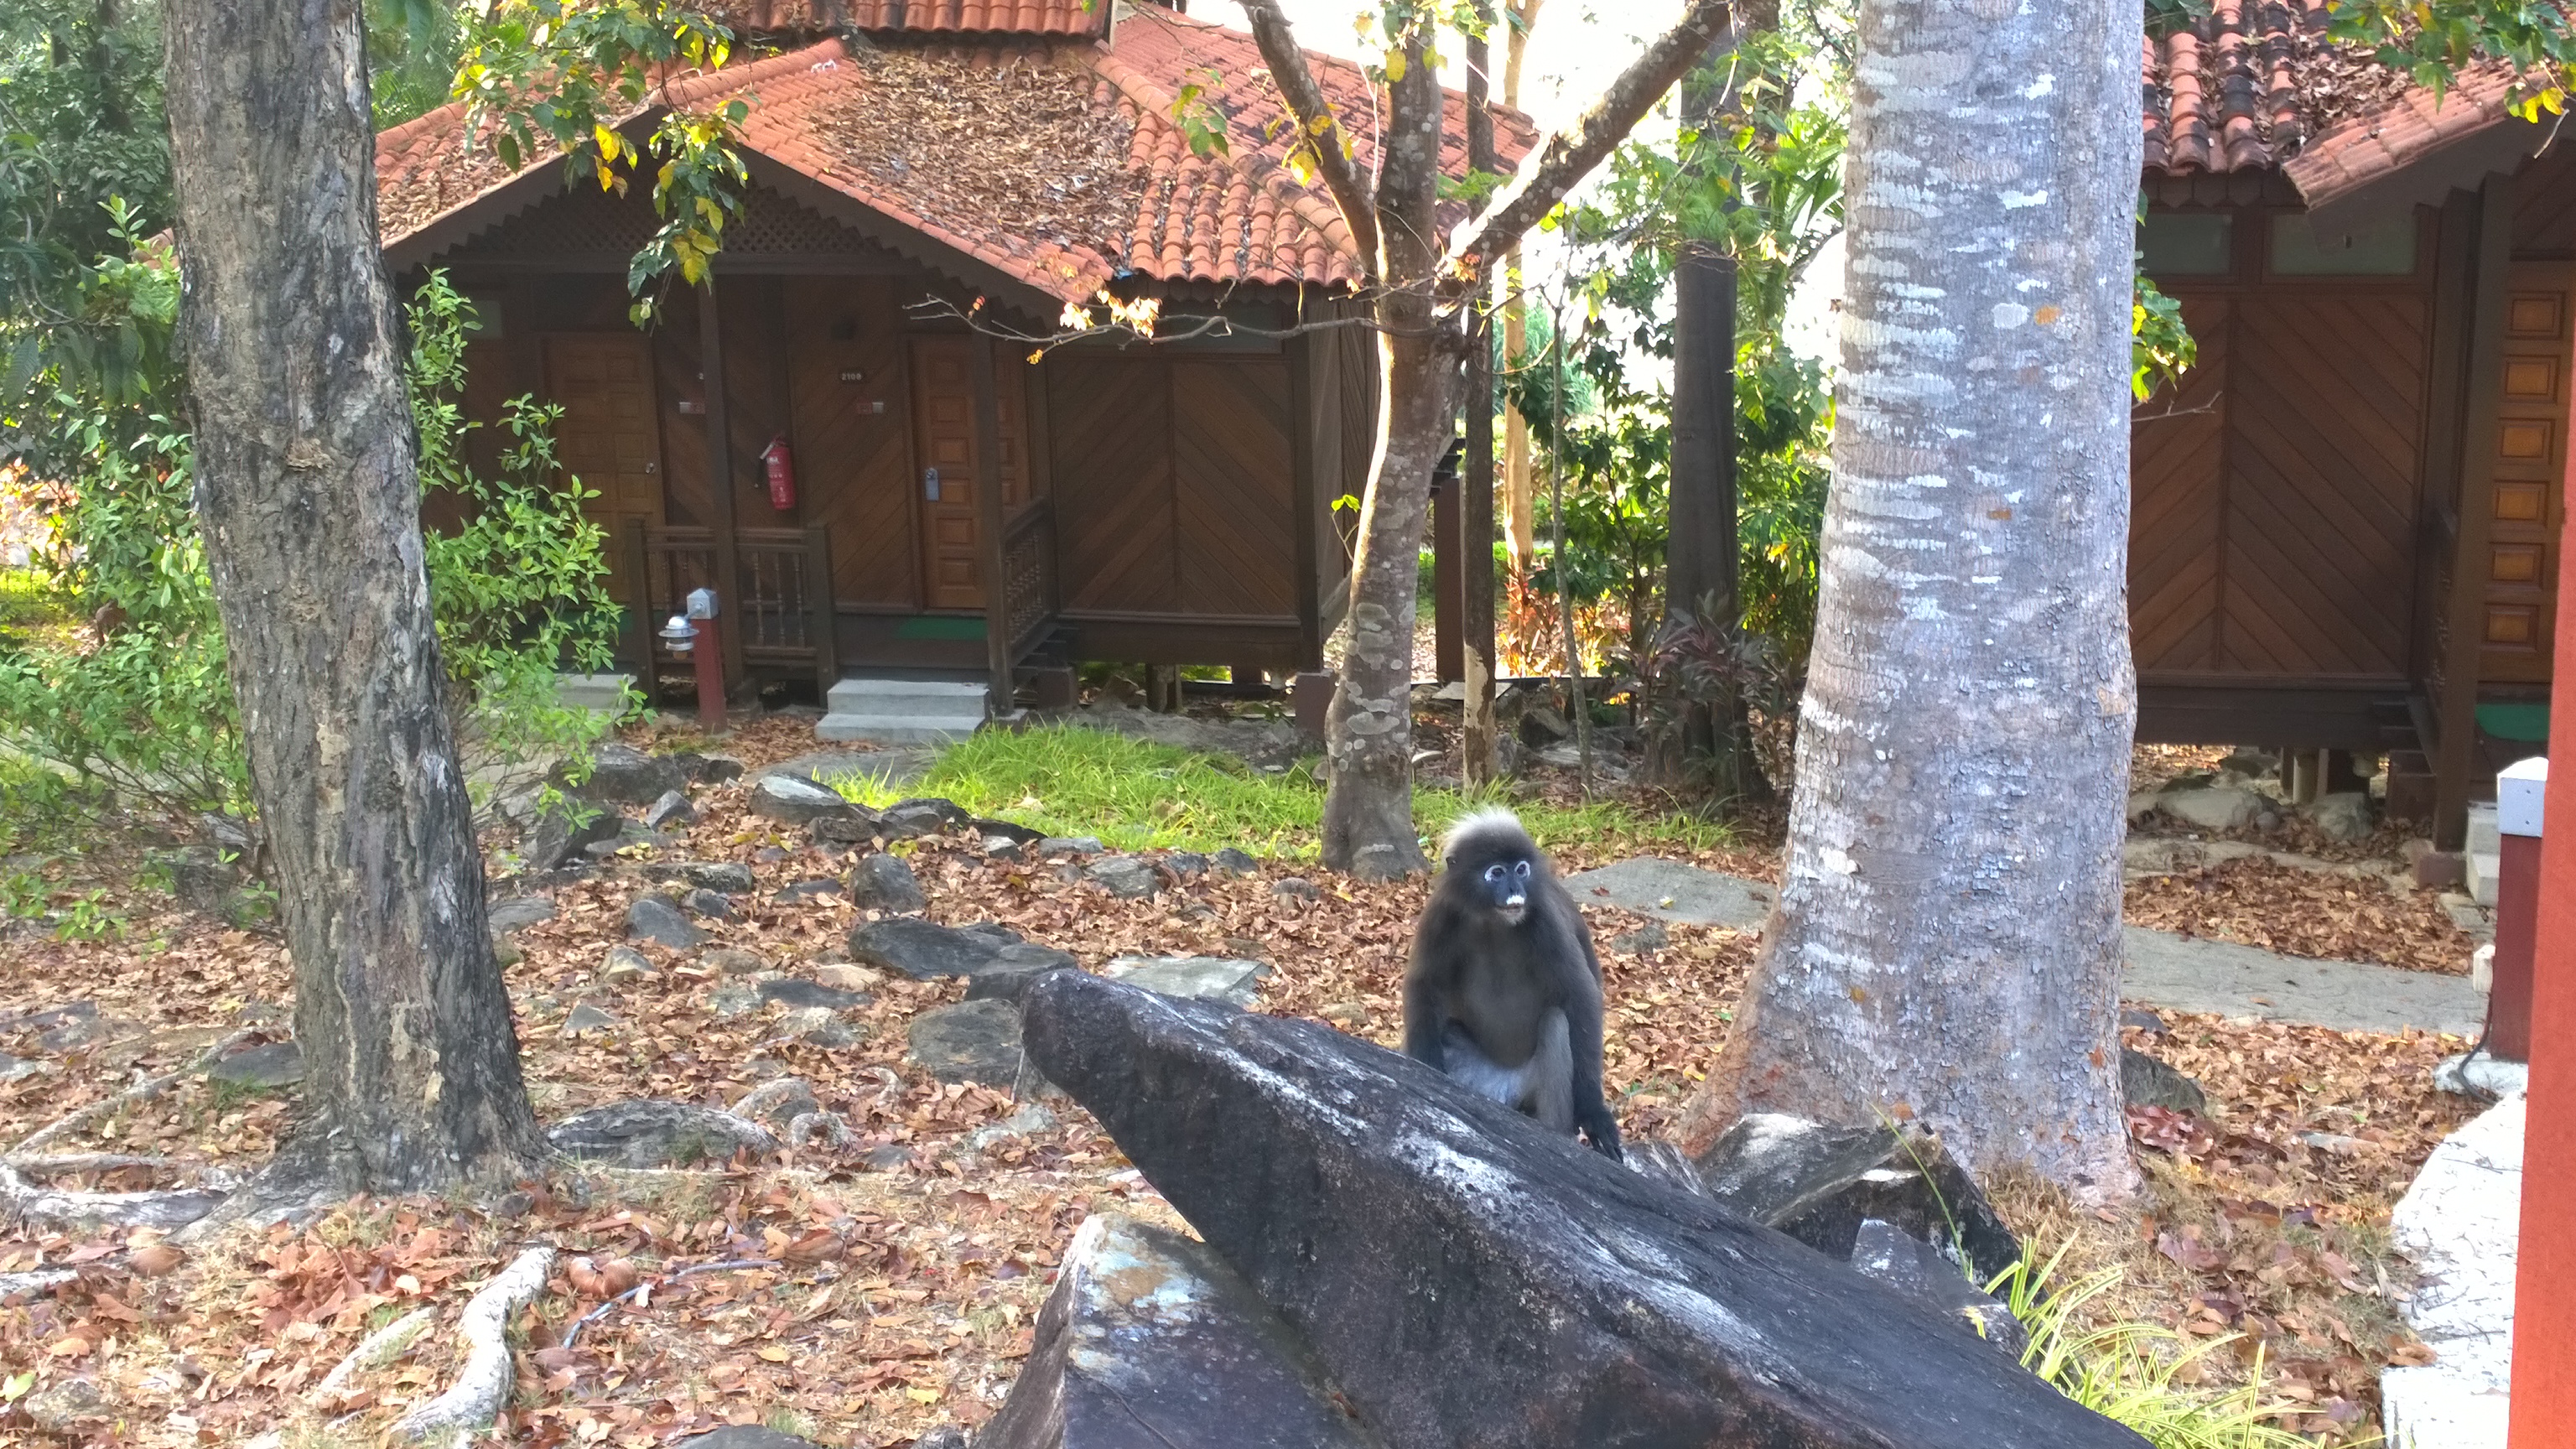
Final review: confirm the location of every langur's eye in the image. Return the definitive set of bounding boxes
[1483,864,1505,882]
[1514,861,1531,880]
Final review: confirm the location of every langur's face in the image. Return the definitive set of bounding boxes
[1479,857,1533,925]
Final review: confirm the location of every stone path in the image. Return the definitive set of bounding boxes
[1563,858,2485,1037]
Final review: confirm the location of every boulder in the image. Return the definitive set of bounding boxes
[1020,974,2134,1449]
[980,1213,1377,1449]
[1687,1114,2023,1281]
[850,917,1003,980]
[548,1099,776,1167]
[561,1004,619,1036]
[891,796,969,823]
[1085,856,1161,899]
[1847,1218,2027,1356]
[969,1104,1061,1150]
[963,943,1082,1003]
[206,1041,303,1090]
[524,798,623,872]
[486,896,557,934]
[732,1077,823,1130]
[670,751,746,785]
[1103,955,1266,1008]
[846,853,928,912]
[1037,835,1104,858]
[655,860,756,895]
[747,773,860,827]
[703,947,766,974]
[1213,848,1259,875]
[577,744,692,805]
[1271,878,1321,901]
[809,812,880,846]
[1166,850,1211,878]
[2158,785,2260,832]
[0,1051,36,1082]
[679,887,733,920]
[756,978,870,1011]
[706,983,762,1019]
[2307,791,2375,844]
[2120,1046,2209,1114]
[643,789,697,832]
[1607,921,1670,954]
[879,803,957,839]
[906,999,1027,1085]
[777,1007,859,1047]
[598,946,656,984]
[962,921,1024,946]
[626,896,708,949]
[968,816,1045,845]
[673,1426,826,1449]
[1515,703,1572,745]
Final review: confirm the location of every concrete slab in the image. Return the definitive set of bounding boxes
[555,673,636,712]
[2381,1090,2522,1449]
[1568,858,2485,1036]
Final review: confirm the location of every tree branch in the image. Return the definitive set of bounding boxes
[1448,0,1736,274]
[1233,0,1381,271]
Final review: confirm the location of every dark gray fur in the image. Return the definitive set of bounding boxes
[1403,810,1621,1158]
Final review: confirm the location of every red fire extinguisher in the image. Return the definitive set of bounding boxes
[761,434,797,512]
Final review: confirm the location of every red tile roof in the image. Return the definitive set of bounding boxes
[377,12,1536,304]
[716,0,1106,36]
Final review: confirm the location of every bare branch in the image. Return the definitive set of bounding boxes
[8,1028,257,1159]
[1233,0,1382,271]
[1448,0,1736,274]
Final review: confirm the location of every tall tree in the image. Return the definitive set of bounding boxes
[1496,0,1542,572]
[1237,0,1732,876]
[164,0,545,1196]
[1679,0,2144,1200]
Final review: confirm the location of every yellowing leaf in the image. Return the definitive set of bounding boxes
[1382,49,1406,82]
[757,1344,792,1362]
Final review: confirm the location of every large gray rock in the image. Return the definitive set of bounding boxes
[1685,1114,2023,1281]
[548,1100,776,1167]
[906,999,1026,1086]
[523,798,623,872]
[1086,856,1161,899]
[1847,1218,2027,1357]
[1021,973,2138,1449]
[846,853,927,912]
[1103,955,1266,1008]
[486,896,556,934]
[2307,791,2375,844]
[673,1427,826,1449]
[649,860,755,895]
[963,943,1082,1003]
[206,1041,303,1090]
[577,744,692,806]
[980,1213,1377,1449]
[2120,1046,2209,1114]
[756,978,870,1011]
[849,917,1002,979]
[747,773,862,827]
[643,789,697,832]
[626,896,708,948]
[2158,784,2260,832]
[1558,857,1774,932]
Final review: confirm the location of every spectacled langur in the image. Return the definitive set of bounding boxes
[1405,809,1622,1159]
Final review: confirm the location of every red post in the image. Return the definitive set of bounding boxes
[2487,759,2547,1062]
[2505,329,2576,1446]
[687,588,725,733]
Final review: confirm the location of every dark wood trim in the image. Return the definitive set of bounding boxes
[698,277,747,692]
[1021,356,1054,504]
[2137,682,2397,750]
[2413,190,2481,681]
[2433,175,2521,848]
[624,517,660,708]
[970,336,1013,714]
[1062,609,1305,629]
[418,253,917,275]
[739,153,1063,325]
[1288,325,1332,669]
[804,526,840,699]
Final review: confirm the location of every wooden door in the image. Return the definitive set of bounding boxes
[907,338,1026,610]
[2479,262,2572,683]
[543,334,664,609]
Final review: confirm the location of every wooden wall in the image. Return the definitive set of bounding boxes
[780,275,920,608]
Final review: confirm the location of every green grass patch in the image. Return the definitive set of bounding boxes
[818,723,1726,859]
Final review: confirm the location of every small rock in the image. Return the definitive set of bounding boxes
[907,999,1027,1085]
[851,917,1005,979]
[667,861,756,895]
[1272,877,1321,901]
[2120,1046,2208,1114]
[774,877,843,903]
[207,1041,304,1090]
[523,798,623,871]
[912,1429,969,1449]
[679,887,733,921]
[891,796,969,824]
[23,1376,106,1432]
[673,751,746,786]
[963,943,1082,1003]
[981,835,1025,860]
[486,896,557,934]
[2306,792,2374,844]
[1212,847,1258,875]
[2297,1130,2362,1156]
[704,947,767,974]
[1517,703,1572,745]
[1037,835,1104,858]
[813,963,881,993]
[776,1007,859,1048]
[747,773,861,827]
[2434,1047,2527,1102]
[598,946,656,983]
[861,1145,915,1171]
[576,743,690,805]
[2125,790,2160,825]
[1104,955,1266,1008]
[561,1003,619,1036]
[491,936,524,967]
[808,812,880,846]
[966,816,1044,845]
[707,983,763,1018]
[878,803,955,839]
[1608,921,1670,954]
[675,1426,828,1449]
[757,978,870,1010]
[2119,1007,2166,1036]
[626,896,707,948]
[1086,855,1161,899]
[1052,862,1087,884]
[1166,850,1210,877]
[1318,1001,1371,1029]
[548,1099,776,1167]
[642,789,698,832]
[969,1104,1061,1150]
[2158,785,2260,832]
[169,844,243,917]
[846,854,928,912]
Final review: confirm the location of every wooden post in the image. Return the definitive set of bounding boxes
[699,277,746,699]
[2435,177,2517,849]
[970,336,1013,718]
[1462,11,1500,787]
[803,524,839,702]
[2505,292,2576,1448]
[1431,456,1464,683]
[625,517,660,710]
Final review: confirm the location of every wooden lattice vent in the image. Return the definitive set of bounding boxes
[445,181,891,262]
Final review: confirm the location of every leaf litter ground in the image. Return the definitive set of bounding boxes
[0,730,2475,1445]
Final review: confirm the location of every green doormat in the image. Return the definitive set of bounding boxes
[896,615,986,641]
[2475,702,2551,743]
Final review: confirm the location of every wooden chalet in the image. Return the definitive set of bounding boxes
[373,0,1535,728]
[2137,1,2573,843]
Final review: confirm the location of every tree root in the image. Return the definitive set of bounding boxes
[558,1256,780,1349]
[0,1164,230,1233]
[392,1246,557,1442]
[6,1153,186,1177]
[786,1110,856,1150]
[0,1267,80,1298]
[6,1026,257,1160]
[315,1306,435,1400]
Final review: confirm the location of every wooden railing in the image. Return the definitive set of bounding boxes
[624,522,838,701]
[999,500,1058,666]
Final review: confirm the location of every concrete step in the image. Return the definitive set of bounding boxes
[815,714,981,745]
[825,677,989,720]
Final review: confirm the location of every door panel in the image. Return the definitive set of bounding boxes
[543,334,664,610]
[2480,262,2571,683]
[908,337,1026,610]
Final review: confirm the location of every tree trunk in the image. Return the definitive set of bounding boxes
[164,0,547,1194]
[1680,0,2143,1202]
[1461,16,1499,790]
[1323,29,1450,880]
[1498,1,1540,572]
